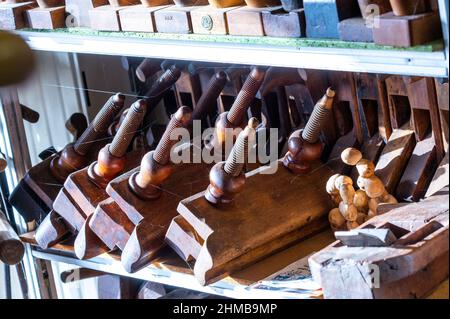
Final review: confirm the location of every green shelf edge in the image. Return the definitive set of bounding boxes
[21,27,444,53]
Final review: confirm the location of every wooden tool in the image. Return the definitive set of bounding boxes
[102,108,209,272]
[89,0,140,31]
[426,79,449,198]
[303,0,360,39]
[373,0,442,47]
[53,100,147,233]
[166,89,335,285]
[1,209,25,265]
[326,72,364,175]
[206,66,265,157]
[119,0,171,32]
[309,190,449,299]
[191,0,245,35]
[65,0,108,27]
[0,1,37,30]
[396,77,444,202]
[374,75,416,195]
[10,95,123,226]
[338,0,391,42]
[83,72,226,263]
[154,0,209,34]
[27,0,65,29]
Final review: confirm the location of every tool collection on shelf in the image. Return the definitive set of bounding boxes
[0,0,445,47]
[5,51,447,299]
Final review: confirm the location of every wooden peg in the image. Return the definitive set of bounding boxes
[205,118,258,205]
[206,67,265,154]
[1,209,25,265]
[283,88,334,174]
[50,93,125,183]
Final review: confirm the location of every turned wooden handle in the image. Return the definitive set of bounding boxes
[74,93,125,156]
[20,103,39,124]
[227,67,265,126]
[135,58,163,83]
[192,71,227,122]
[0,210,25,265]
[145,65,181,107]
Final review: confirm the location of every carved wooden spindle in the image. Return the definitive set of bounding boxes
[205,117,259,205]
[88,100,147,188]
[146,65,182,106]
[192,71,227,122]
[206,67,265,151]
[129,106,193,200]
[283,88,335,174]
[50,93,125,182]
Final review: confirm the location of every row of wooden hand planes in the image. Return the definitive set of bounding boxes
[12,58,449,286]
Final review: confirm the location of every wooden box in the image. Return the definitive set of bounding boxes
[27,5,66,29]
[0,1,36,30]
[262,7,306,38]
[191,5,243,35]
[373,11,442,47]
[119,4,170,32]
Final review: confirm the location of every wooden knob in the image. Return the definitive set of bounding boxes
[129,106,193,200]
[50,94,125,182]
[88,100,147,188]
[205,118,258,205]
[341,147,362,166]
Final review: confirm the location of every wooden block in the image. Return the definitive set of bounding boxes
[309,193,449,299]
[191,5,242,35]
[303,0,360,39]
[373,11,442,47]
[154,5,201,34]
[357,0,391,18]
[262,7,306,38]
[105,162,211,272]
[119,4,170,32]
[65,0,108,27]
[335,228,397,247]
[338,17,373,42]
[226,6,266,36]
[89,4,127,31]
[89,198,134,251]
[27,6,66,29]
[425,152,449,198]
[53,147,147,231]
[0,2,36,30]
[375,125,416,194]
[166,161,334,285]
[435,79,449,152]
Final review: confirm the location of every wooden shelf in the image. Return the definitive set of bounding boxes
[14,29,448,78]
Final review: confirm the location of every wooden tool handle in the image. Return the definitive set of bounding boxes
[145,65,181,107]
[129,107,192,200]
[0,210,25,265]
[135,58,163,83]
[75,93,125,156]
[192,71,227,122]
[109,99,147,158]
[302,88,335,144]
[227,67,265,126]
[20,103,40,123]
